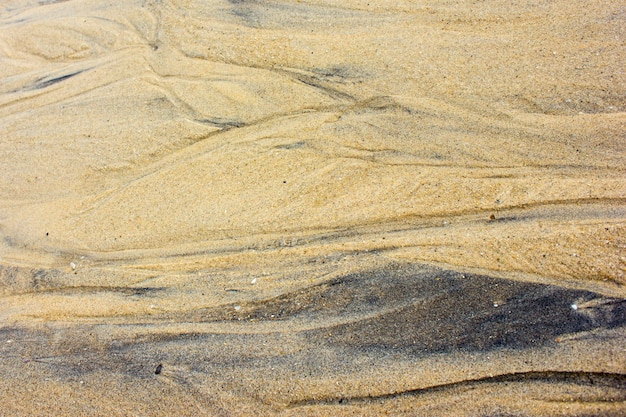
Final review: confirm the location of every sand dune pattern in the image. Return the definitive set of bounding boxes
[0,0,625,415]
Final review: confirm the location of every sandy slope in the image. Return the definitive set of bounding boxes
[0,0,625,415]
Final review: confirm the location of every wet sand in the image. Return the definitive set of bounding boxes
[0,0,625,415]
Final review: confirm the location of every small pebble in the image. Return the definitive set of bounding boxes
[155,364,163,375]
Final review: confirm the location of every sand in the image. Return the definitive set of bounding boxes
[0,0,625,415]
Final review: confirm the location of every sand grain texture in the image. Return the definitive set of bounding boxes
[1,0,625,415]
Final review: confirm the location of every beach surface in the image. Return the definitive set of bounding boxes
[1,0,625,415]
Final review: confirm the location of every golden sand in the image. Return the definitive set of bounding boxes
[0,0,624,415]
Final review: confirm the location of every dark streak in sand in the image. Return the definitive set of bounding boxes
[289,370,626,407]
[24,69,87,91]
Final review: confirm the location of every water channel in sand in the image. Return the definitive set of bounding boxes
[0,0,625,415]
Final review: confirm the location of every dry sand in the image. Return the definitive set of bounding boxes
[0,0,625,415]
